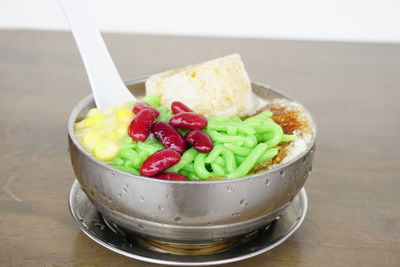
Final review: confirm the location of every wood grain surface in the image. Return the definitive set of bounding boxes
[0,30,399,266]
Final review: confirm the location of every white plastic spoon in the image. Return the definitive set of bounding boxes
[59,0,136,109]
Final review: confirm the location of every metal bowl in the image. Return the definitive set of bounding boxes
[68,77,316,244]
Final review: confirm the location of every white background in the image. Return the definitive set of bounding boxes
[1,0,399,43]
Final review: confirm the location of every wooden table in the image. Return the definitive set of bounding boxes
[1,30,399,266]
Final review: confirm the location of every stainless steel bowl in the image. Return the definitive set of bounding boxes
[68,77,316,244]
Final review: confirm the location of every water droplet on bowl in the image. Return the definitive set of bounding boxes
[94,184,98,191]
[265,179,270,186]
[107,196,113,202]
[308,166,313,175]
[137,224,144,230]
[158,205,164,211]
[240,199,245,206]
[78,219,88,228]
[279,170,285,177]
[139,196,144,202]
[123,184,128,192]
[244,230,259,241]
[232,212,240,217]
[111,172,115,177]
[94,221,105,230]
[225,186,234,193]
[174,217,182,224]
[118,193,122,198]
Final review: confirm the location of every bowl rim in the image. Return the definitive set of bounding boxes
[68,77,317,184]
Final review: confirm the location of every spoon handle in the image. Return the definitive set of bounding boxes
[59,0,136,109]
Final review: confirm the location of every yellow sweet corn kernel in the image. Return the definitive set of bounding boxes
[103,106,117,117]
[92,121,105,129]
[94,140,118,161]
[75,120,86,131]
[77,136,84,144]
[82,132,103,153]
[103,129,114,137]
[115,124,128,136]
[117,108,133,123]
[108,125,128,141]
[108,134,121,142]
[85,114,104,127]
[87,108,101,117]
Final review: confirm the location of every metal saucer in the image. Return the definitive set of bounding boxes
[69,180,307,266]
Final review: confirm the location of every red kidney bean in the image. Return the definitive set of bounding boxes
[128,109,156,141]
[185,130,213,153]
[132,102,159,118]
[171,101,192,114]
[140,149,181,176]
[154,172,188,181]
[151,121,187,154]
[169,112,207,130]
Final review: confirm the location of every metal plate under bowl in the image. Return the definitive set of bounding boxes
[69,180,308,266]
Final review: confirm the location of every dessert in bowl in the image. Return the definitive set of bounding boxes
[68,54,316,249]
